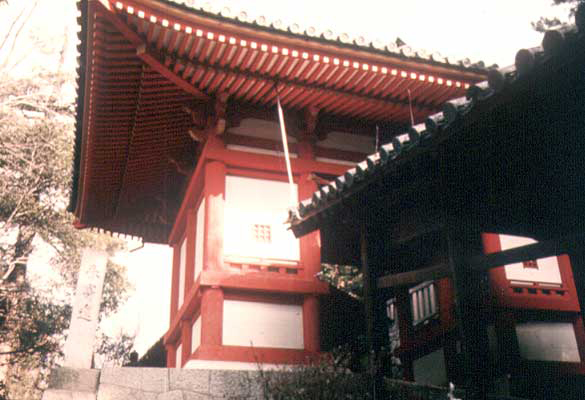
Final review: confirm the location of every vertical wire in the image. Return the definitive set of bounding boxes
[276,94,297,211]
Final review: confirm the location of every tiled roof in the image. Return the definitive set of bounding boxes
[289,8,585,237]
[162,0,490,72]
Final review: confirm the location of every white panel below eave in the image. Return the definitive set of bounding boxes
[222,300,304,349]
[499,234,562,284]
[516,322,581,362]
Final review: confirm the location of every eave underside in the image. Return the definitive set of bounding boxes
[74,4,198,242]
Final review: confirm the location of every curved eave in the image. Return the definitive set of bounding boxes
[127,0,489,78]
[105,0,485,121]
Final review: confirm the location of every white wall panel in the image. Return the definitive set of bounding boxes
[224,176,299,261]
[222,300,304,349]
[499,234,562,284]
[195,199,205,281]
[516,322,580,362]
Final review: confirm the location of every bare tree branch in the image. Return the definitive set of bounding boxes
[0,0,38,70]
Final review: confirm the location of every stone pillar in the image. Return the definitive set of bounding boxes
[63,249,108,369]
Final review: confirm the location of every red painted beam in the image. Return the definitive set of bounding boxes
[200,270,329,295]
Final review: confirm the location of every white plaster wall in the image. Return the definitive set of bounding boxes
[191,316,201,354]
[498,234,562,284]
[515,322,581,362]
[178,238,187,308]
[318,131,375,154]
[195,199,205,281]
[413,348,448,386]
[224,176,300,261]
[222,300,304,349]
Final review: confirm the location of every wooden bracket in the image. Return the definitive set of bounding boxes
[182,93,229,142]
[211,92,229,135]
[299,106,320,142]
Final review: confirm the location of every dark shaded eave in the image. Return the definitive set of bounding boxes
[291,21,585,251]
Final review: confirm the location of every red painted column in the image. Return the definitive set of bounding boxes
[303,295,320,353]
[203,160,226,272]
[165,343,176,368]
[170,243,180,323]
[200,287,224,347]
[297,136,320,281]
[181,319,192,366]
[298,174,321,280]
[185,210,196,295]
[298,138,322,353]
[200,158,226,352]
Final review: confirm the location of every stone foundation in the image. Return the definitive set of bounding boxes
[42,367,264,400]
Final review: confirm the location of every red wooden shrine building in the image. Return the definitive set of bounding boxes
[290,10,585,398]
[69,0,485,370]
[69,0,585,390]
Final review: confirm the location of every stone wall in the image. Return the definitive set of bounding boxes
[42,367,264,400]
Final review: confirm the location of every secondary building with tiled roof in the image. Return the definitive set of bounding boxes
[289,5,585,398]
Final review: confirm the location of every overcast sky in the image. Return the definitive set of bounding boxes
[9,0,575,357]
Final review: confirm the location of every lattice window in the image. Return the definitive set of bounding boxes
[410,281,438,326]
[252,224,272,243]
